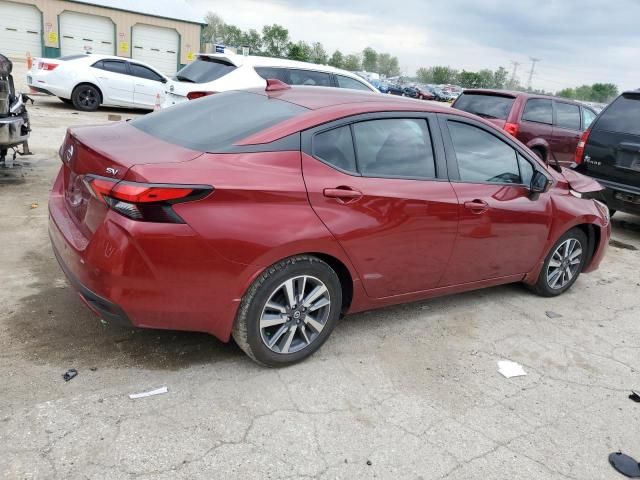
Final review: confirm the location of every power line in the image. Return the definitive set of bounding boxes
[510,61,521,85]
[527,57,541,89]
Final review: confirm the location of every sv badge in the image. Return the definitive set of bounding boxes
[105,167,119,176]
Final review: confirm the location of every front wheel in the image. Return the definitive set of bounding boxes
[71,84,101,111]
[529,228,588,297]
[232,255,342,366]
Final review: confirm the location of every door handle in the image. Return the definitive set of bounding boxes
[323,187,363,203]
[464,199,489,214]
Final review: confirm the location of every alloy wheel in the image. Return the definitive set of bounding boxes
[259,275,331,354]
[80,89,98,108]
[546,238,583,289]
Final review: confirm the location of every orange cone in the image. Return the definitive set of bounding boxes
[26,51,32,70]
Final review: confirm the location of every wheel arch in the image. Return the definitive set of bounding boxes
[72,82,104,104]
[526,139,550,161]
[308,252,354,313]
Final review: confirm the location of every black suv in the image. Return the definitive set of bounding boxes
[574,91,640,216]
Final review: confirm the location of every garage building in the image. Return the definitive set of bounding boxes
[0,0,203,74]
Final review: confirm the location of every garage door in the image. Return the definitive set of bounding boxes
[132,24,178,75]
[0,1,42,59]
[60,11,114,56]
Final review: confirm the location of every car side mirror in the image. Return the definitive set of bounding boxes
[530,170,551,193]
[161,78,168,84]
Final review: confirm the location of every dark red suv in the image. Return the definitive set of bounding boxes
[453,90,598,166]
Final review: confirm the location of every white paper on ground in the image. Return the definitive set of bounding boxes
[497,360,527,378]
[129,386,168,399]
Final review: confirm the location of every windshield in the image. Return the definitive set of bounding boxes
[173,57,237,83]
[453,93,515,120]
[131,91,308,152]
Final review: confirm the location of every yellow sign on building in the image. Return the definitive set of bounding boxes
[119,41,129,53]
[48,31,58,44]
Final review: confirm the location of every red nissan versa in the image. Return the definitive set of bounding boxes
[453,90,598,167]
[49,81,611,366]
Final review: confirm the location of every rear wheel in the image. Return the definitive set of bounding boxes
[529,228,588,297]
[232,255,342,366]
[71,84,101,111]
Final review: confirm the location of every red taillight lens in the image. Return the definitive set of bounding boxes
[84,176,213,223]
[38,61,59,71]
[186,91,215,100]
[575,129,591,165]
[504,122,519,137]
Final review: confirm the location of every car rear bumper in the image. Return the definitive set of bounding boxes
[48,167,253,341]
[596,179,640,215]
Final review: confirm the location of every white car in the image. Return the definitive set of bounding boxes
[163,52,379,108]
[27,54,168,111]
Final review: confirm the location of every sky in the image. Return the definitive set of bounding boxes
[187,0,640,93]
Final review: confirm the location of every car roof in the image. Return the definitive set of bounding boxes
[197,52,376,88]
[462,88,588,105]
[235,85,475,145]
[63,53,166,74]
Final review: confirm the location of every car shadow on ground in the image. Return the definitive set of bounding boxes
[30,94,150,116]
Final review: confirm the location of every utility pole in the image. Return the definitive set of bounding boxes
[509,61,521,87]
[527,57,541,90]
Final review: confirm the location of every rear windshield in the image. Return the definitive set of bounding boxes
[173,57,236,83]
[454,93,515,120]
[593,93,640,136]
[58,54,88,61]
[131,91,308,152]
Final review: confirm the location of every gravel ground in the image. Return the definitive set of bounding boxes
[2,61,639,480]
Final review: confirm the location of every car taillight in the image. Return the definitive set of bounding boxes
[83,175,213,223]
[575,129,591,164]
[38,61,59,71]
[186,91,216,100]
[504,122,519,137]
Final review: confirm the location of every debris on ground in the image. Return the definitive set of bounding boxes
[129,386,168,399]
[89,367,97,372]
[545,310,563,319]
[629,391,640,403]
[366,460,372,466]
[498,360,527,378]
[107,114,122,122]
[609,451,640,477]
[30,202,38,209]
[62,369,78,382]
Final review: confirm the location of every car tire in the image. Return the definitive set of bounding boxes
[232,255,342,367]
[529,228,588,297]
[71,84,101,112]
[58,97,72,105]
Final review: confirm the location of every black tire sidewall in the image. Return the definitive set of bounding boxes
[72,85,100,111]
[536,228,588,296]
[243,258,342,366]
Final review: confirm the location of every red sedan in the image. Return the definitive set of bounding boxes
[49,81,611,366]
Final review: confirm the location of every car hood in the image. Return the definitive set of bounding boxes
[559,167,603,193]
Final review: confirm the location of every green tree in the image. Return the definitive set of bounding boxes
[362,47,378,72]
[203,12,226,44]
[387,56,400,77]
[262,24,289,57]
[328,50,344,69]
[458,70,481,88]
[557,88,576,99]
[287,41,311,62]
[574,85,593,101]
[591,83,618,103]
[416,67,434,84]
[493,66,509,89]
[343,54,361,71]
[309,42,328,64]
[240,29,262,54]
[220,24,243,47]
[477,69,494,88]
[431,66,458,84]
[377,53,391,76]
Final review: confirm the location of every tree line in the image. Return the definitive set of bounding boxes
[556,84,618,103]
[416,66,511,89]
[202,12,401,77]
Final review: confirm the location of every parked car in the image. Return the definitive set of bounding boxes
[370,79,389,94]
[449,91,461,100]
[453,90,598,166]
[426,86,449,102]
[49,84,610,366]
[387,84,404,96]
[402,86,420,98]
[414,85,435,100]
[573,90,640,216]
[163,53,378,107]
[27,54,168,111]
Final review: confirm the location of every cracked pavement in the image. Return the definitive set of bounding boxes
[1,62,639,479]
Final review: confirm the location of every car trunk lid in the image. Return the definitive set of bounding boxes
[60,121,203,236]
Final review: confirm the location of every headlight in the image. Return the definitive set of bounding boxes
[593,199,610,224]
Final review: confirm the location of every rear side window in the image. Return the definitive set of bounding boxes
[254,67,290,83]
[288,69,332,87]
[454,94,515,120]
[593,93,640,135]
[448,121,521,184]
[313,126,356,172]
[174,57,236,83]
[555,102,581,130]
[522,99,553,124]
[353,119,435,178]
[93,60,128,75]
[582,108,597,129]
[131,91,308,152]
[130,64,163,82]
[336,75,372,92]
